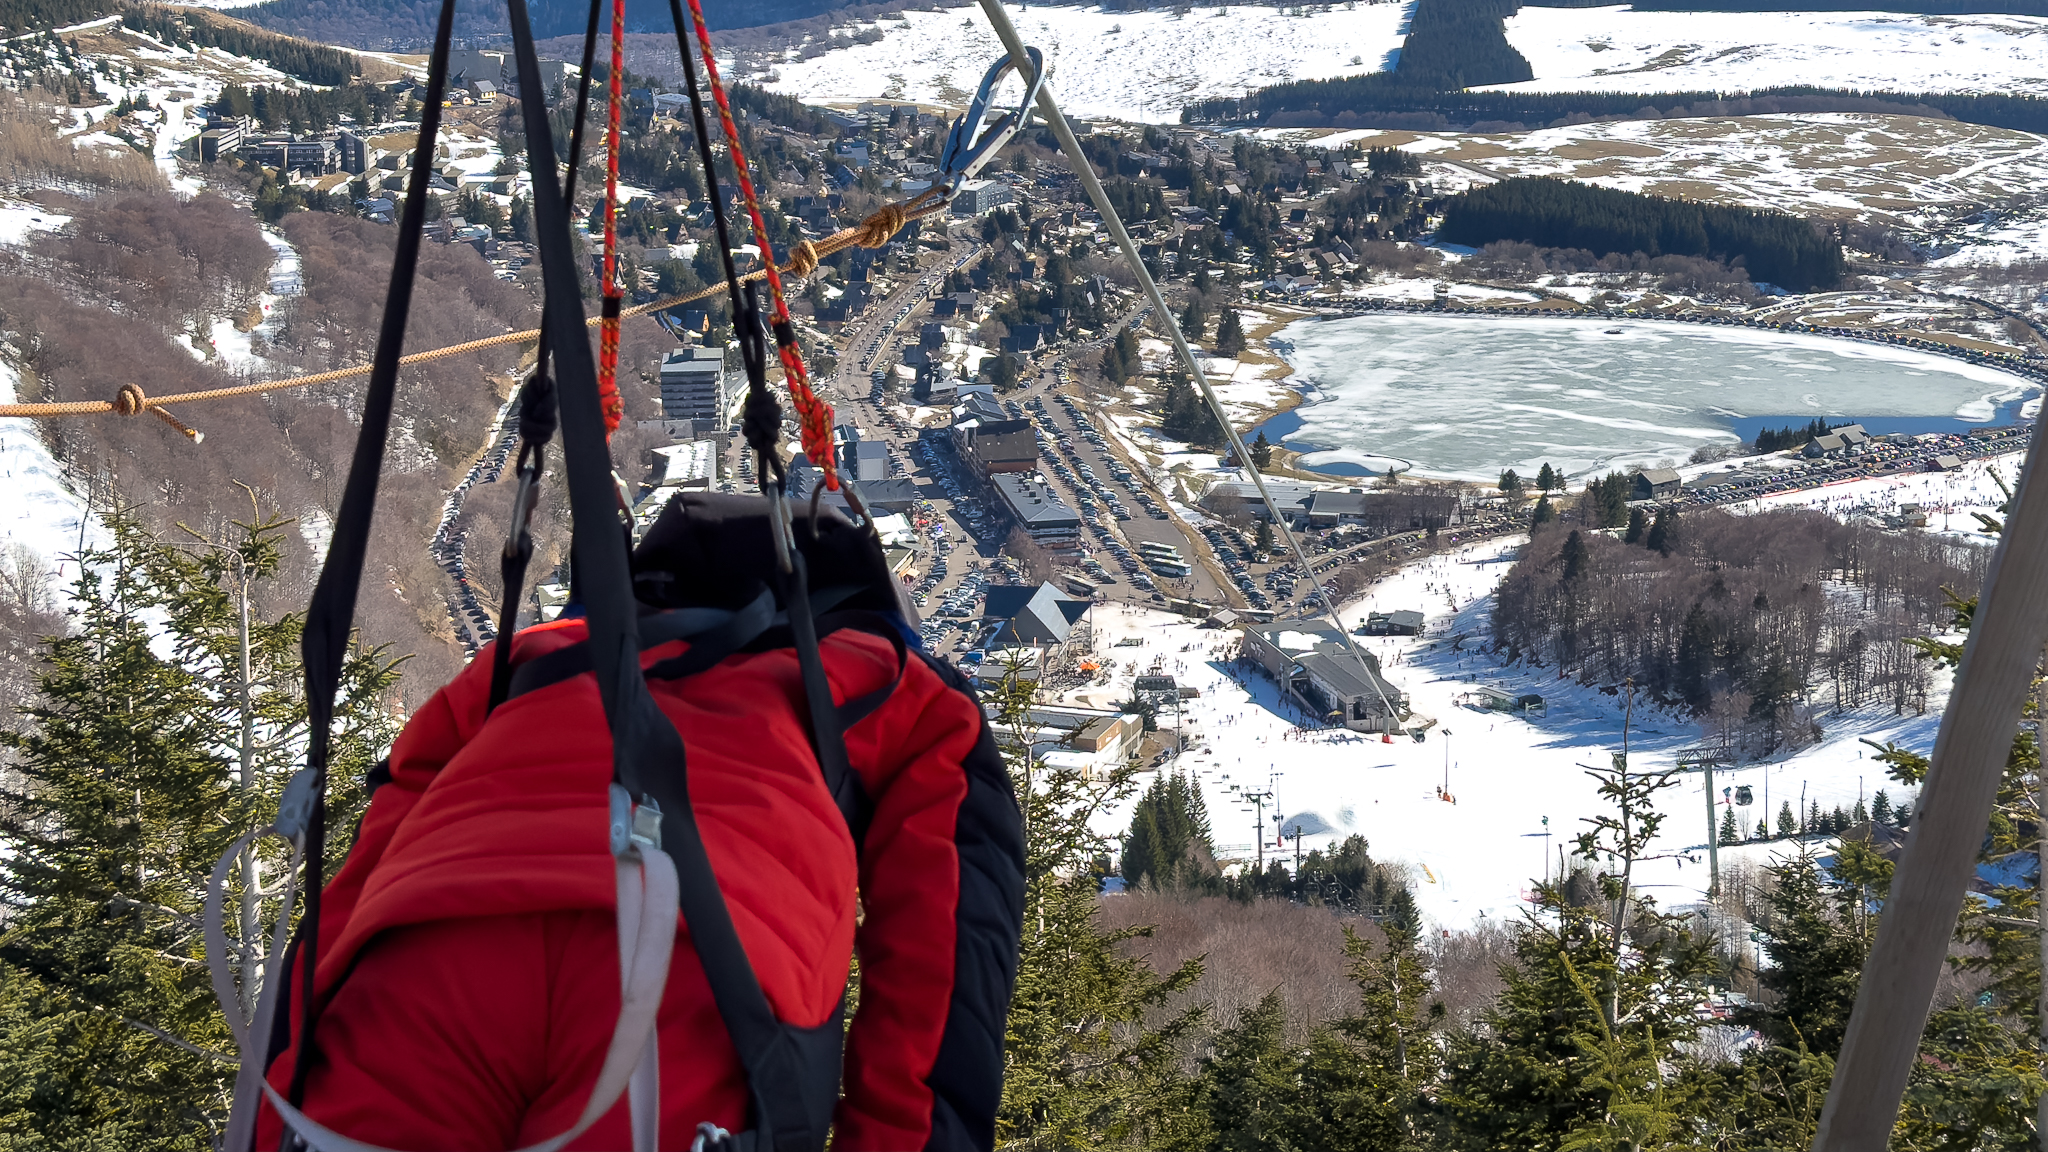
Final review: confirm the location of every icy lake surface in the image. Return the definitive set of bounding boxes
[1270,313,2038,481]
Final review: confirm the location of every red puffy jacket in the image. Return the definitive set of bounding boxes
[256,604,1023,1151]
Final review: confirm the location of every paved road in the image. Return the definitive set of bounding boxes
[833,241,987,399]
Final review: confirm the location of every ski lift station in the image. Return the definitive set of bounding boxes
[1240,618,1411,733]
[1469,684,1547,717]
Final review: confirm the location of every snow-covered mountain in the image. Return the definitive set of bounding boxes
[754,2,1415,123]
[755,1,2048,123]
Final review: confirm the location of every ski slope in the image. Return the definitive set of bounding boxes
[0,360,106,596]
[1497,6,2048,97]
[1069,471,1992,929]
[757,2,1412,122]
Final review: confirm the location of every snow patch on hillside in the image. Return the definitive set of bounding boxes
[759,1,1413,123]
[0,202,70,247]
[0,359,106,596]
[1497,6,2048,96]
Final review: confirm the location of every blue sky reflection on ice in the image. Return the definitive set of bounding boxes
[1264,314,2038,481]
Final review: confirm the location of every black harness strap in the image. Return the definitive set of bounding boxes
[507,590,774,701]
[487,375,559,713]
[485,0,601,715]
[502,584,864,702]
[507,8,832,1152]
[286,0,459,1120]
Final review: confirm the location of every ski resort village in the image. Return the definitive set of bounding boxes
[9,0,2048,1141]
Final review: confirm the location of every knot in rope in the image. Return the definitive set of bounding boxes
[114,383,146,416]
[854,203,909,250]
[787,239,819,280]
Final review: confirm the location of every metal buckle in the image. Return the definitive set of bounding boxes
[630,795,663,852]
[503,440,543,562]
[272,767,320,841]
[935,46,1045,198]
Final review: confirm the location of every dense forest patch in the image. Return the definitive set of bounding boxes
[1439,176,1845,290]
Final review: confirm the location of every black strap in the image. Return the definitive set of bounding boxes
[508,590,776,701]
[486,0,598,715]
[508,8,824,1152]
[287,0,460,1117]
[487,379,558,713]
[501,584,862,702]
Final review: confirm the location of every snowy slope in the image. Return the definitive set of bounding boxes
[757,2,2048,123]
[1264,113,2048,230]
[1497,6,2048,96]
[757,2,1413,122]
[1073,519,1952,931]
[0,360,106,594]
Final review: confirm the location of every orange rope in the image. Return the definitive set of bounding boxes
[681,0,838,488]
[0,200,944,421]
[596,0,625,435]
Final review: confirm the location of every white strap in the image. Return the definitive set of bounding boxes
[239,845,678,1152]
[621,842,662,1152]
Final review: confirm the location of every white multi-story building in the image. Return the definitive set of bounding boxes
[657,347,735,425]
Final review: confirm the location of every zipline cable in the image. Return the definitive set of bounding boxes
[972,0,1408,729]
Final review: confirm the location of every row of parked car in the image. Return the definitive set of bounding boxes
[432,406,522,652]
[1199,524,1275,612]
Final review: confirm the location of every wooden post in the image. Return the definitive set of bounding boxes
[1813,415,2048,1150]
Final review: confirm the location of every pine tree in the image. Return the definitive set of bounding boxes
[1179,295,1206,341]
[992,665,1204,1148]
[1530,494,1556,529]
[1249,430,1272,469]
[1499,468,1524,505]
[1214,306,1246,355]
[1807,800,1822,835]
[1719,806,1740,845]
[1646,506,1676,555]
[1253,518,1274,555]
[1623,506,1647,544]
[1778,801,1797,839]
[1102,326,1140,383]
[1536,462,1558,491]
[1160,371,1224,449]
[1560,529,1590,582]
[1675,603,1716,713]
[1736,853,1872,1057]
[1440,891,1714,1148]
[1871,790,1893,825]
[0,511,400,1143]
[1756,817,1770,840]
[1121,771,1219,891]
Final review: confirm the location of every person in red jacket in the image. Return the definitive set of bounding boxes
[255,496,1025,1152]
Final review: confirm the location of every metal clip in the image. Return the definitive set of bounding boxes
[690,1122,734,1152]
[609,783,634,857]
[935,47,1045,198]
[272,767,320,841]
[503,440,543,564]
[631,795,663,852]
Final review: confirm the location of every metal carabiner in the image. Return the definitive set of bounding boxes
[934,46,1045,198]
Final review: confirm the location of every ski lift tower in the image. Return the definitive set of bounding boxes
[1675,745,1734,897]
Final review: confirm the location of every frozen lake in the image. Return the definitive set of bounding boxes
[1264,313,2038,481]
